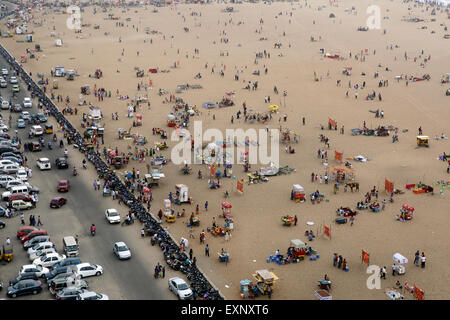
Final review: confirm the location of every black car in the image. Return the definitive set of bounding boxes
[55,157,68,169]
[0,147,14,155]
[1,152,22,160]
[56,287,86,300]
[7,279,42,298]
[45,266,71,282]
[0,220,5,229]
[9,273,39,286]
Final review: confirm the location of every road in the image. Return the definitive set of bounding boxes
[0,53,178,299]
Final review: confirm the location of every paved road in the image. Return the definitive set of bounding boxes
[0,54,178,299]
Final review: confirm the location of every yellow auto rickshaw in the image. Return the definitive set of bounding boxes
[416,136,429,147]
[53,79,59,89]
[44,124,53,134]
[165,211,175,223]
[2,242,14,262]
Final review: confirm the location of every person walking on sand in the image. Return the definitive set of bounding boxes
[204,201,208,211]
[294,215,298,226]
[205,244,210,257]
[421,252,426,268]
[414,250,420,266]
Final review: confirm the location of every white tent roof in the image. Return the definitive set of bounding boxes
[393,253,408,264]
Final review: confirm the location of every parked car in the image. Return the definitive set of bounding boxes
[1,69,8,76]
[4,156,22,165]
[23,236,51,250]
[50,197,67,208]
[0,79,7,88]
[11,199,33,211]
[56,287,88,301]
[37,113,47,123]
[19,264,50,278]
[29,248,56,262]
[55,157,68,169]
[45,266,73,282]
[9,76,18,84]
[2,164,22,174]
[1,100,10,110]
[113,242,131,260]
[76,291,109,300]
[12,104,22,113]
[0,159,15,168]
[36,158,51,170]
[0,175,16,187]
[57,180,69,192]
[9,273,39,287]
[23,97,32,108]
[105,208,121,224]
[16,168,28,181]
[27,241,55,256]
[7,279,42,298]
[8,193,33,203]
[0,220,5,229]
[21,230,48,244]
[53,257,81,269]
[33,252,66,269]
[168,277,193,300]
[16,226,39,239]
[49,277,88,296]
[73,263,103,278]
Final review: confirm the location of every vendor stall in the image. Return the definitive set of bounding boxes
[291,184,306,202]
[252,270,278,296]
[393,253,408,275]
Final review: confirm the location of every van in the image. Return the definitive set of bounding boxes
[2,185,29,201]
[63,236,79,257]
[49,276,88,295]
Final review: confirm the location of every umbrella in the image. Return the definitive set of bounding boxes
[125,173,132,178]
[202,102,216,109]
[268,104,279,111]
[222,201,232,209]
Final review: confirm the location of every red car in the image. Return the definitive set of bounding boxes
[20,229,48,243]
[8,193,33,203]
[50,197,67,208]
[16,226,38,239]
[57,180,70,192]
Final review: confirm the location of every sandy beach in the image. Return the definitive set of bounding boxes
[2,0,450,299]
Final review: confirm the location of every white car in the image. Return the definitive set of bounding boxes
[9,76,18,84]
[0,159,15,168]
[36,158,51,170]
[0,123,9,131]
[16,168,28,181]
[27,241,55,256]
[73,263,103,278]
[29,248,56,262]
[21,111,31,121]
[105,208,121,224]
[1,100,9,110]
[168,277,193,300]
[23,97,33,108]
[76,291,109,300]
[2,164,22,174]
[113,242,131,260]
[0,79,7,88]
[1,69,8,76]
[19,264,49,278]
[30,125,43,136]
[33,252,66,269]
[11,200,33,210]
[0,175,16,187]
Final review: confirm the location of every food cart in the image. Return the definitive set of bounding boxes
[288,239,307,260]
[399,203,414,220]
[221,201,232,220]
[281,215,294,226]
[291,184,306,202]
[393,253,408,275]
[252,270,278,295]
[218,250,230,263]
[174,184,191,205]
[189,214,200,227]
[135,114,142,126]
[314,289,332,300]
[163,199,175,223]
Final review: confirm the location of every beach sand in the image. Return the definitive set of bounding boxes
[3,0,450,299]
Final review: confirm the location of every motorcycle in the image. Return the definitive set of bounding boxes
[48,142,52,150]
[72,168,78,176]
[90,226,96,236]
